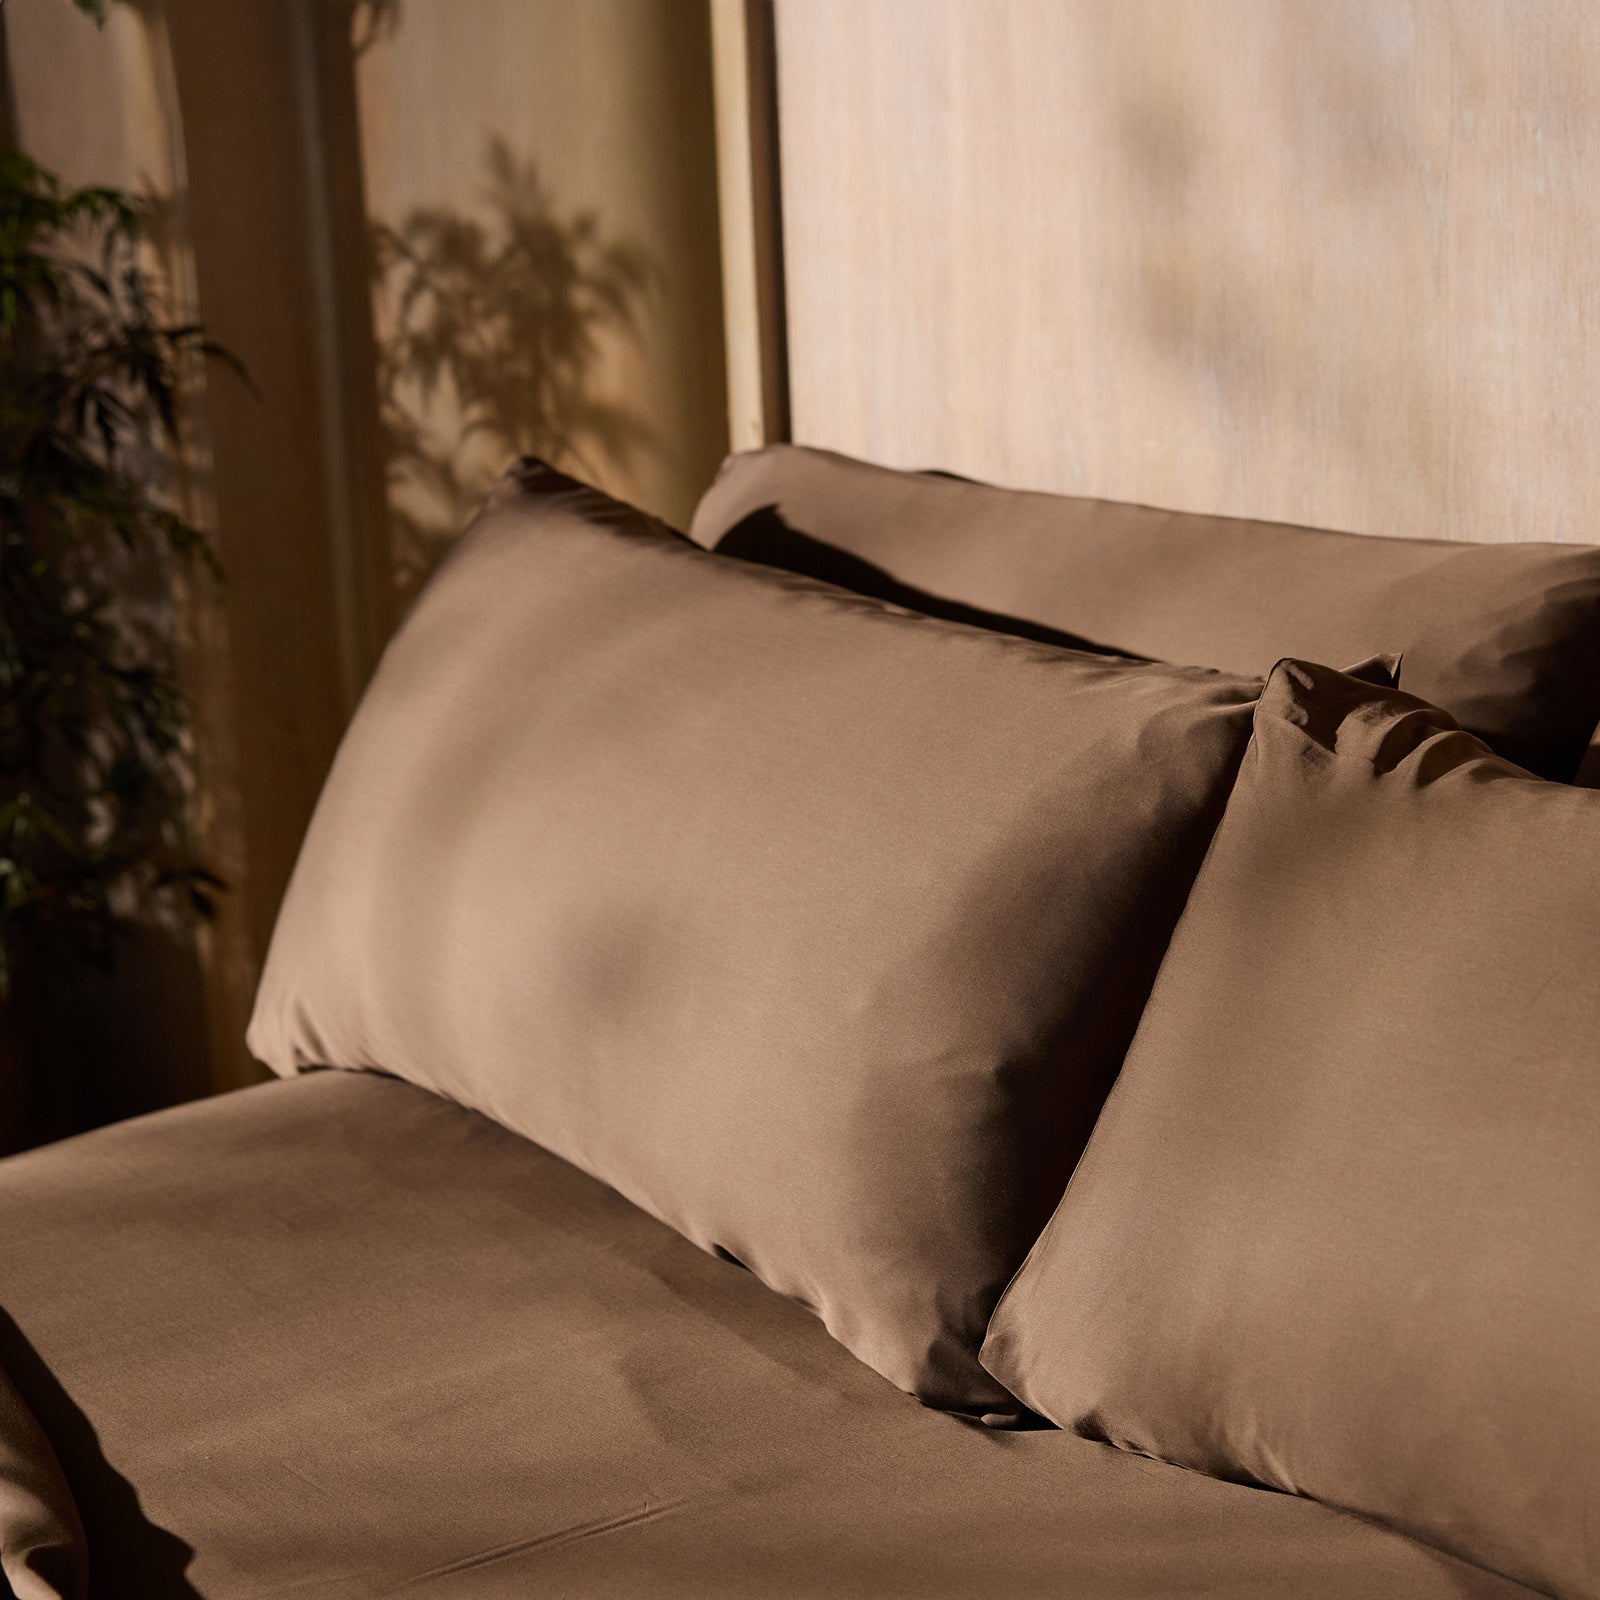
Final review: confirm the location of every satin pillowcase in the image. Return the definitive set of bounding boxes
[249,459,1258,1417]
[982,659,1600,1600]
[690,444,1600,782]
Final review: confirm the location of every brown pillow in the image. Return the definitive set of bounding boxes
[981,658,1600,1598]
[248,459,1259,1417]
[690,444,1600,782]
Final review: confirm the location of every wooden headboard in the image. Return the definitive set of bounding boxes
[714,0,1600,548]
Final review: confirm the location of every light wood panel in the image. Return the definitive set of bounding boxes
[773,0,1600,544]
[711,0,789,448]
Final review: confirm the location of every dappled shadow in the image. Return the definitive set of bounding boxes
[370,139,655,601]
[1084,3,1528,536]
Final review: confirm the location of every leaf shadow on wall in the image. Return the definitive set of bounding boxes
[370,138,657,603]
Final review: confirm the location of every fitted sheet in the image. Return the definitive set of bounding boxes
[0,1071,1538,1600]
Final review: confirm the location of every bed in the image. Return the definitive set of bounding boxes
[7,6,1600,1598]
[2,444,1596,1599]
[0,1072,1544,1599]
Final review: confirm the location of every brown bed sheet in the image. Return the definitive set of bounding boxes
[0,1072,1539,1600]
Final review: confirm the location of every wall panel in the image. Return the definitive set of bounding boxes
[775,0,1600,543]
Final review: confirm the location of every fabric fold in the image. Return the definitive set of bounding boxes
[0,1362,87,1600]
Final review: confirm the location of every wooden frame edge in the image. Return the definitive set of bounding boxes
[710,0,790,449]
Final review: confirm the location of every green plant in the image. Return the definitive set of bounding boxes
[0,150,236,998]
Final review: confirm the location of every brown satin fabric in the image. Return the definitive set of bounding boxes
[982,658,1600,1600]
[248,458,1258,1415]
[689,444,1600,782]
[0,1366,84,1600]
[0,1074,1543,1598]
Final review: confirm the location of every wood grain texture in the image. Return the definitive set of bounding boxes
[774,0,1600,544]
